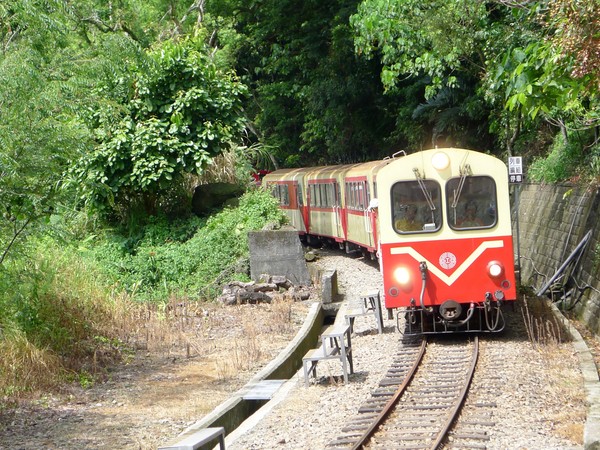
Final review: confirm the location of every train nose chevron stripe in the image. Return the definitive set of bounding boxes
[390,240,505,286]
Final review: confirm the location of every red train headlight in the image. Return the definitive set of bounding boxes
[394,267,411,285]
[487,261,504,278]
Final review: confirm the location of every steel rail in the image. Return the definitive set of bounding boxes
[430,335,479,450]
[350,337,427,450]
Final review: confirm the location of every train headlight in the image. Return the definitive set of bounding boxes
[432,152,450,171]
[487,261,504,278]
[394,267,411,285]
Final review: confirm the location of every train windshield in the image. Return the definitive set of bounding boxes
[391,180,442,233]
[447,176,497,230]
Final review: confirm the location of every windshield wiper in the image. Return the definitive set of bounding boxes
[413,168,437,224]
[450,163,472,223]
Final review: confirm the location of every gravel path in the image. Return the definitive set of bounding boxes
[228,249,586,450]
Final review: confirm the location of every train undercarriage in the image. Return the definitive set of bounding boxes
[399,298,507,335]
[301,233,379,261]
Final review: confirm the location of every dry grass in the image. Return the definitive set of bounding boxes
[0,331,62,398]
[544,355,587,445]
[520,295,566,350]
[102,292,303,382]
[519,295,587,445]
[0,284,304,407]
[555,422,585,444]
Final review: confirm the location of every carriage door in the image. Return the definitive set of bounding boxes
[358,180,374,247]
[334,182,344,238]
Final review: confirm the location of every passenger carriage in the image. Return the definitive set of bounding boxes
[342,160,390,258]
[304,165,353,245]
[262,167,312,234]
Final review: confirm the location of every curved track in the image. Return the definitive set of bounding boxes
[327,336,479,450]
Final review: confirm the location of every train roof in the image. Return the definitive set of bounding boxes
[262,149,505,185]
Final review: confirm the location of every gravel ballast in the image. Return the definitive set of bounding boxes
[227,249,587,450]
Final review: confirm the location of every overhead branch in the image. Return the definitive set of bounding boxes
[180,0,206,28]
[78,14,141,43]
[492,0,535,8]
[0,215,32,266]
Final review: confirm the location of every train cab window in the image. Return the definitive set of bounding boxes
[446,176,497,230]
[391,180,442,233]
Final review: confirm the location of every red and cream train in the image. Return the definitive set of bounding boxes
[263,148,517,334]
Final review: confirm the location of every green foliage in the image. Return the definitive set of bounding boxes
[0,239,113,359]
[207,0,397,165]
[0,12,90,265]
[590,146,600,180]
[350,0,517,149]
[71,36,249,220]
[351,0,489,97]
[86,189,286,300]
[527,132,584,183]
[493,42,586,122]
[486,1,600,156]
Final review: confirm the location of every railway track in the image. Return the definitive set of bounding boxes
[327,336,479,450]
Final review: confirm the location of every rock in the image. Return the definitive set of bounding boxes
[192,182,245,215]
[253,283,278,292]
[236,291,271,304]
[305,251,317,262]
[218,274,298,304]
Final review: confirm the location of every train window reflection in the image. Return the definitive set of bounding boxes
[447,176,497,230]
[391,180,442,233]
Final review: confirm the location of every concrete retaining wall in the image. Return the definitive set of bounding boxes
[514,183,600,335]
[248,229,311,285]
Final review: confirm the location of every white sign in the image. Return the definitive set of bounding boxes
[508,156,523,183]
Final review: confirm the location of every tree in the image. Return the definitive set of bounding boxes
[490,0,600,157]
[71,36,248,220]
[205,0,398,165]
[0,1,93,264]
[350,0,515,150]
[351,0,493,96]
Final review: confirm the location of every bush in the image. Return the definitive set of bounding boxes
[0,240,118,400]
[528,131,584,183]
[0,188,286,402]
[86,188,286,301]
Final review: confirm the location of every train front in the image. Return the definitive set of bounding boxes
[376,148,517,334]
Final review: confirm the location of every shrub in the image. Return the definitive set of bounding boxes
[0,240,118,401]
[528,131,584,183]
[87,188,286,301]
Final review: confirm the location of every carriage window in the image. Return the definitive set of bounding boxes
[346,182,355,209]
[446,176,497,230]
[345,181,369,211]
[318,184,325,206]
[297,184,303,207]
[357,183,365,210]
[325,183,336,207]
[269,183,290,206]
[391,180,442,233]
[310,182,337,207]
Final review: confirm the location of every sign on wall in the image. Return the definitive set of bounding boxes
[508,156,523,183]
